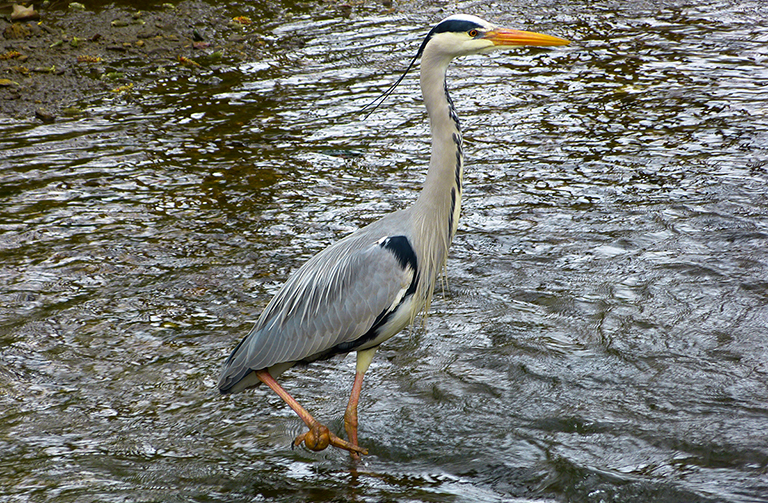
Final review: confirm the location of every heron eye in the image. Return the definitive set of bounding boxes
[468,29,478,37]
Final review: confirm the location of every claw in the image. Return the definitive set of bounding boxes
[293,423,368,455]
[330,434,368,456]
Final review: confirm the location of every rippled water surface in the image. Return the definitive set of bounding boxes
[2,0,768,502]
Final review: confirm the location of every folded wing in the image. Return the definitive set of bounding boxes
[218,233,417,393]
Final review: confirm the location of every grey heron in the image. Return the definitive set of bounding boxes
[218,14,569,457]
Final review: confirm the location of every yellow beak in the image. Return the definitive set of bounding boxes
[482,27,570,47]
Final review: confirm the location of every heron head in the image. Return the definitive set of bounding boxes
[361,14,569,117]
[420,14,569,58]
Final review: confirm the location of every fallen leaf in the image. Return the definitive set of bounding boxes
[0,50,22,60]
[111,83,134,93]
[178,56,200,67]
[77,55,102,63]
[11,4,39,21]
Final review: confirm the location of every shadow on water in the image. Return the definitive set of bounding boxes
[2,0,768,502]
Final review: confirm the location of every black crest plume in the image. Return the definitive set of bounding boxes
[360,18,484,118]
[360,24,436,118]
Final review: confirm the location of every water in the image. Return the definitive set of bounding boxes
[2,0,768,501]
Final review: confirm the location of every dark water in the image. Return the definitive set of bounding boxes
[2,1,767,502]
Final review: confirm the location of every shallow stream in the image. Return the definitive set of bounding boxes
[2,1,767,501]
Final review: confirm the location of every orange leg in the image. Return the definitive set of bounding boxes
[256,369,367,455]
[344,370,366,460]
[343,346,378,460]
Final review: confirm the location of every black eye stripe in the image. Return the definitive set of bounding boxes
[432,19,483,34]
[433,19,482,33]
[416,19,484,58]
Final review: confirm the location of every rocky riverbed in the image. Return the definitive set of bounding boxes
[0,0,387,120]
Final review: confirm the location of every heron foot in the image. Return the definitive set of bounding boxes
[293,422,368,456]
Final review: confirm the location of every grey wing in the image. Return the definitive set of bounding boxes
[218,234,416,393]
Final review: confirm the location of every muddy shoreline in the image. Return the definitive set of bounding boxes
[0,0,376,120]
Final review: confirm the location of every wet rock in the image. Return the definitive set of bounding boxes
[35,108,55,122]
[37,23,56,35]
[136,27,159,39]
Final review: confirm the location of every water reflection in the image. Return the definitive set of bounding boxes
[1,0,767,502]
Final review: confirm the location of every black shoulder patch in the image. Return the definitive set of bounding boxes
[379,235,418,273]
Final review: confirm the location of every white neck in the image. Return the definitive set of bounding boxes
[410,45,464,310]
